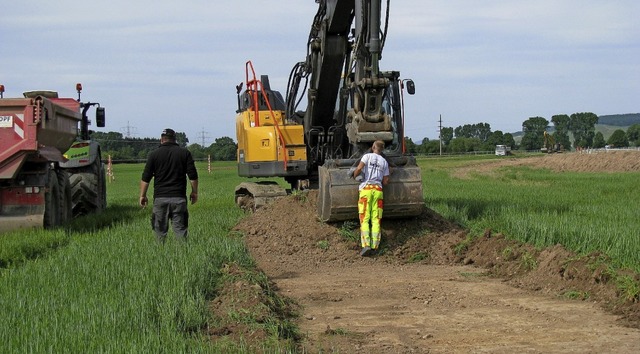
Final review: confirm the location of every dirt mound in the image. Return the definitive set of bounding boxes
[232,190,640,352]
[454,150,640,178]
[235,191,466,272]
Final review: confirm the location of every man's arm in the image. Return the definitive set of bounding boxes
[353,161,365,178]
[139,181,150,207]
[189,179,199,204]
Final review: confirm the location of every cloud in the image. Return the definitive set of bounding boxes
[1,0,638,143]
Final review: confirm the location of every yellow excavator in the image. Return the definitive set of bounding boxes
[541,131,563,153]
[234,0,424,222]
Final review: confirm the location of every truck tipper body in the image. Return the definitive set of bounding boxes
[0,87,106,233]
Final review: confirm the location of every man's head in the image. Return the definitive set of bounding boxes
[161,128,176,142]
[372,140,385,153]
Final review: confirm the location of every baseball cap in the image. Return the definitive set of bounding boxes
[161,128,176,137]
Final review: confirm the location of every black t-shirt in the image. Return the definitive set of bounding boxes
[141,142,198,199]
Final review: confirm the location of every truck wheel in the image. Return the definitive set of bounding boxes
[44,170,61,228]
[69,158,105,216]
[99,163,107,211]
[57,170,72,223]
[69,172,100,216]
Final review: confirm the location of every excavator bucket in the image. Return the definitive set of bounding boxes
[317,162,424,222]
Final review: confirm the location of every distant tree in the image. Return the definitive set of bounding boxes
[448,137,483,153]
[417,138,441,154]
[137,149,149,160]
[475,123,492,142]
[113,145,135,161]
[440,127,454,146]
[607,129,629,148]
[503,133,516,149]
[569,112,598,148]
[415,138,428,154]
[454,125,470,139]
[175,132,189,147]
[92,131,159,161]
[626,124,640,146]
[551,114,570,133]
[91,131,124,152]
[425,140,442,154]
[187,143,208,160]
[551,114,571,151]
[208,136,237,161]
[404,137,417,154]
[454,123,491,141]
[593,132,606,149]
[486,130,505,148]
[520,116,549,150]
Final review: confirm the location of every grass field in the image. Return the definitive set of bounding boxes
[0,155,638,351]
[0,162,296,353]
[419,154,640,272]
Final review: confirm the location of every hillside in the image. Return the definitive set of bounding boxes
[598,113,640,126]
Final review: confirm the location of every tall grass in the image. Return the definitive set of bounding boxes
[421,155,640,272]
[0,162,293,352]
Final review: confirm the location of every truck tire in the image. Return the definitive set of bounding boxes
[69,173,100,216]
[44,170,61,228]
[57,169,72,223]
[99,163,107,211]
[69,159,106,216]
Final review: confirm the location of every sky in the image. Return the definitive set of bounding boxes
[1,0,638,145]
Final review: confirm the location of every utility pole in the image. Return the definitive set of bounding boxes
[438,114,443,156]
[121,121,137,138]
[198,128,210,147]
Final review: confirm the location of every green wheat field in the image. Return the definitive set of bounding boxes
[1,156,638,352]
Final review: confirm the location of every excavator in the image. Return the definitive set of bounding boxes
[234,0,424,222]
[541,131,562,153]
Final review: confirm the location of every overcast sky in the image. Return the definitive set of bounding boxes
[1,0,638,145]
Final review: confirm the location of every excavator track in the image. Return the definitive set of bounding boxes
[235,181,288,212]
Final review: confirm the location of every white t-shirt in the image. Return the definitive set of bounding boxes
[358,152,390,190]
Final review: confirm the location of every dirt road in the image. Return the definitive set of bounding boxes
[234,152,640,353]
[274,262,638,353]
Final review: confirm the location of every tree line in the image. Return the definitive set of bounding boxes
[405,123,517,155]
[518,113,640,151]
[93,131,237,162]
[405,112,640,155]
[94,112,640,161]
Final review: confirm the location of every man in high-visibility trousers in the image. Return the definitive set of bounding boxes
[351,140,390,257]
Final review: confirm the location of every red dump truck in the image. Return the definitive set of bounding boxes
[0,84,106,233]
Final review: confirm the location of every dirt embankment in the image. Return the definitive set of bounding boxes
[226,151,640,353]
[454,149,640,178]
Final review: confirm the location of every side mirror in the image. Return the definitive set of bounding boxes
[96,107,106,127]
[405,80,415,95]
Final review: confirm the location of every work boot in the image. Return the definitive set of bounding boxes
[360,247,372,257]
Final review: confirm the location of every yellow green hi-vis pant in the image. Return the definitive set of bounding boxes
[358,185,383,249]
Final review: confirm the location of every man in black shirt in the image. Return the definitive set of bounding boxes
[139,128,198,242]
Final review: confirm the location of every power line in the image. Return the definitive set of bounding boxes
[120,121,138,138]
[198,128,210,147]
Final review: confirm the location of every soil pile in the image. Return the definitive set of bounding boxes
[455,149,640,178]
